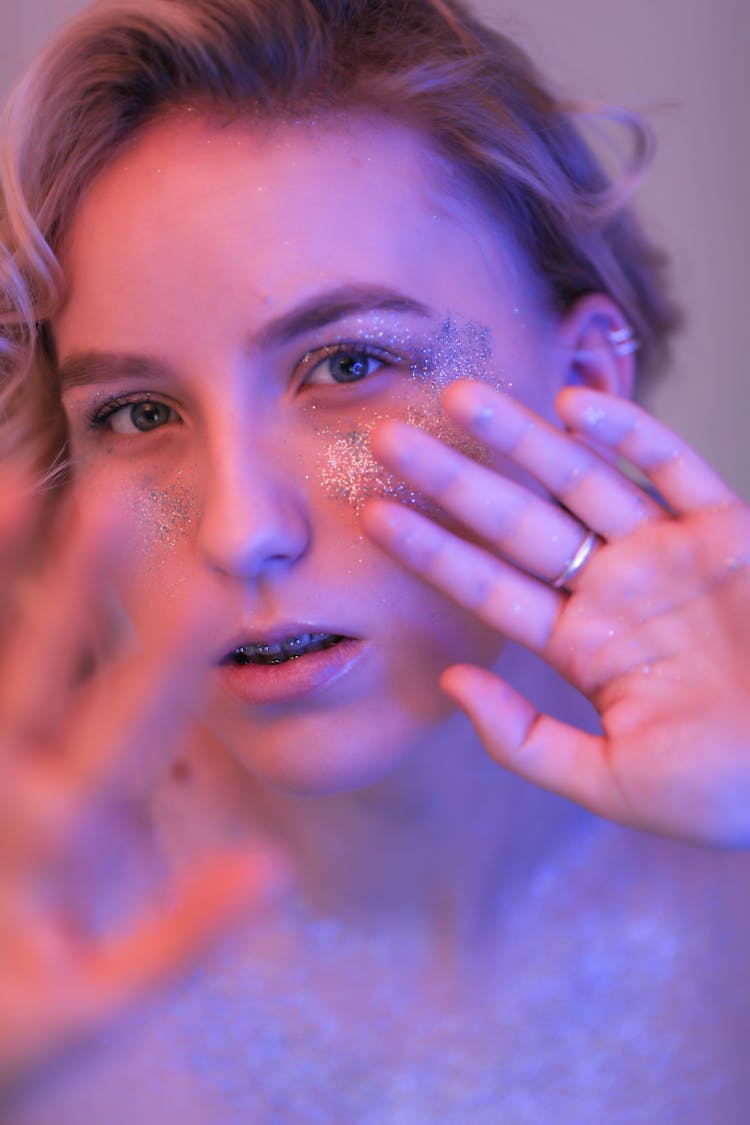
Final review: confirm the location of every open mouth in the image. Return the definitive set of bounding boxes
[225,632,347,667]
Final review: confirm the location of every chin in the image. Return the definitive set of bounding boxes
[204,697,455,797]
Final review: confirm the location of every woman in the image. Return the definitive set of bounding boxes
[2,0,749,1118]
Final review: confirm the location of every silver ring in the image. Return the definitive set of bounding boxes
[551,529,599,590]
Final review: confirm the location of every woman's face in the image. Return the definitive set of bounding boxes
[54,111,565,794]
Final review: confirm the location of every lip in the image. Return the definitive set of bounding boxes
[217,624,364,706]
[221,621,355,653]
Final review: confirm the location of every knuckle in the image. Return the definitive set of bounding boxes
[459,561,500,612]
[491,496,526,544]
[555,453,595,501]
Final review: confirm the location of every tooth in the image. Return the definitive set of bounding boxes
[230,632,344,667]
[282,633,310,656]
[308,634,338,653]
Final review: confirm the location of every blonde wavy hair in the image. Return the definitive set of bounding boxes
[0,0,679,474]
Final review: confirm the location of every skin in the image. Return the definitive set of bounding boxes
[52,104,750,886]
[5,108,750,1106]
[54,110,603,796]
[44,108,628,962]
[0,474,286,1093]
[367,382,750,844]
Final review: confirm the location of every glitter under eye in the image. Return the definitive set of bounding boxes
[133,471,196,555]
[317,316,505,511]
[319,423,424,511]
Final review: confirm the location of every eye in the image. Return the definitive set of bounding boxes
[94,398,179,435]
[303,348,386,387]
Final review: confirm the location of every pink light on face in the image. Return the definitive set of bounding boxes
[53,109,553,793]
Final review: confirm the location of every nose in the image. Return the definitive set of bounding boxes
[195,424,311,581]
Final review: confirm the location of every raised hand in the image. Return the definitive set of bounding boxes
[363,382,750,848]
[0,471,285,1093]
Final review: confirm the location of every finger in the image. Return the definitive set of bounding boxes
[80,849,290,1003]
[0,503,128,750]
[362,497,561,652]
[557,387,738,513]
[370,419,589,583]
[440,663,632,823]
[0,849,290,1091]
[442,380,665,538]
[0,468,41,628]
[67,584,230,803]
[3,583,225,860]
[0,466,38,558]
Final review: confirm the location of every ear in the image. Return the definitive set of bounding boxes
[555,292,637,400]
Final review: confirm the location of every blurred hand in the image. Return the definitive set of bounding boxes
[0,470,286,1092]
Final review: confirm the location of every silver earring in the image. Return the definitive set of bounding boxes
[606,325,640,357]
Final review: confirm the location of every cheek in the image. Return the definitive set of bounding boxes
[89,467,199,606]
[317,410,427,511]
[314,317,508,514]
[69,432,198,555]
[132,471,197,555]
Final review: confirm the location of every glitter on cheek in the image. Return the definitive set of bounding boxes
[132,470,197,558]
[317,317,505,512]
[319,421,427,511]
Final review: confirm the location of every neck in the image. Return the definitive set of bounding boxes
[152,645,598,950]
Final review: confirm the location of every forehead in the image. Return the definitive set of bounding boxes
[57,111,542,352]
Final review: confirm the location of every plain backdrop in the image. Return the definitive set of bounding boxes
[2,0,748,491]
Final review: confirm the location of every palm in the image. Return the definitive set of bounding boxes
[550,506,750,840]
[0,479,278,1093]
[364,385,750,847]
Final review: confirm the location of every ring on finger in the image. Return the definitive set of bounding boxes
[551,528,599,590]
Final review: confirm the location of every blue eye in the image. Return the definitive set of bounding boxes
[304,349,385,386]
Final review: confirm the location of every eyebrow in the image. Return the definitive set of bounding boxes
[56,351,176,392]
[252,284,431,350]
[56,284,432,391]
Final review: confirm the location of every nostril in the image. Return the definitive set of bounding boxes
[196,473,312,579]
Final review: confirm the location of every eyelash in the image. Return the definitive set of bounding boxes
[85,393,174,432]
[297,341,401,388]
[84,342,403,433]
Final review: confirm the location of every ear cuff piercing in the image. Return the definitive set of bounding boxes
[607,325,640,357]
